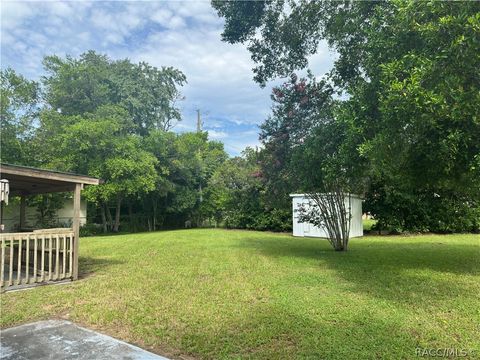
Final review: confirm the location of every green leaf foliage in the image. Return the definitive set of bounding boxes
[214,0,480,232]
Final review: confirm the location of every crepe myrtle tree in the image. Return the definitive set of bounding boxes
[263,74,362,251]
[297,181,353,252]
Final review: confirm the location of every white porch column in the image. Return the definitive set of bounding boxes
[72,183,82,280]
[19,195,26,230]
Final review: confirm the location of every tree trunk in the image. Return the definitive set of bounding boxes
[152,198,157,231]
[128,201,135,232]
[113,196,122,232]
[300,186,351,252]
[100,204,107,233]
[105,203,113,231]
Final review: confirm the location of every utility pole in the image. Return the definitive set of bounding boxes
[196,109,202,133]
[196,109,203,204]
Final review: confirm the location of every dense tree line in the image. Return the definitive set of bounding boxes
[2,53,210,232]
[3,0,480,236]
[1,52,289,233]
[213,0,480,233]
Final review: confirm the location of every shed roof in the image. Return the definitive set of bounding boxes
[0,163,101,196]
[290,193,364,200]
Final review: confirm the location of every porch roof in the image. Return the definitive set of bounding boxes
[0,163,101,196]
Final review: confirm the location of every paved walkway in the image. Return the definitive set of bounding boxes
[0,320,169,360]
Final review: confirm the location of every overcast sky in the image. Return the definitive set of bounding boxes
[1,1,335,155]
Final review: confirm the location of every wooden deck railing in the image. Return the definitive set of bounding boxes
[0,229,74,292]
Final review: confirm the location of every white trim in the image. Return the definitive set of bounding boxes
[290,193,364,200]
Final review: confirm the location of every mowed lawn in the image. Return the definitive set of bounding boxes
[1,230,479,359]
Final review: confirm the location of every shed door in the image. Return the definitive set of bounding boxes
[303,222,310,234]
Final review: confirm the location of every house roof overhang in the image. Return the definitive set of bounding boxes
[0,163,101,196]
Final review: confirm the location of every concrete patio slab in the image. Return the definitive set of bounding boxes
[0,320,168,360]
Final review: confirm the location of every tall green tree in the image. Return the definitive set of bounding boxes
[0,68,39,164]
[207,147,291,231]
[214,0,480,232]
[259,73,340,208]
[167,132,227,226]
[207,149,262,228]
[43,51,186,134]
[35,51,186,231]
[37,105,158,232]
[142,130,228,229]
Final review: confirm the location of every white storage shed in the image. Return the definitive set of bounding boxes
[290,193,363,238]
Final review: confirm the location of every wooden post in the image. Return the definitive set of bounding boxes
[72,183,82,280]
[20,195,26,230]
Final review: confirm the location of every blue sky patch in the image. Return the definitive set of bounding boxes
[1,1,335,156]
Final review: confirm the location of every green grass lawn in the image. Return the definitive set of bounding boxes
[1,230,479,359]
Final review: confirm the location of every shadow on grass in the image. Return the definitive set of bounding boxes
[78,256,124,279]
[177,300,419,359]
[235,235,479,304]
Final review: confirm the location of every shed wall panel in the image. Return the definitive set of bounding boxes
[291,194,363,238]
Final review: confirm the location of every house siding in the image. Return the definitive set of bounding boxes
[2,198,87,231]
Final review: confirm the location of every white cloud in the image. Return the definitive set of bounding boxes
[0,2,34,31]
[207,130,228,139]
[49,2,74,17]
[168,15,186,29]
[1,0,335,155]
[151,8,172,24]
